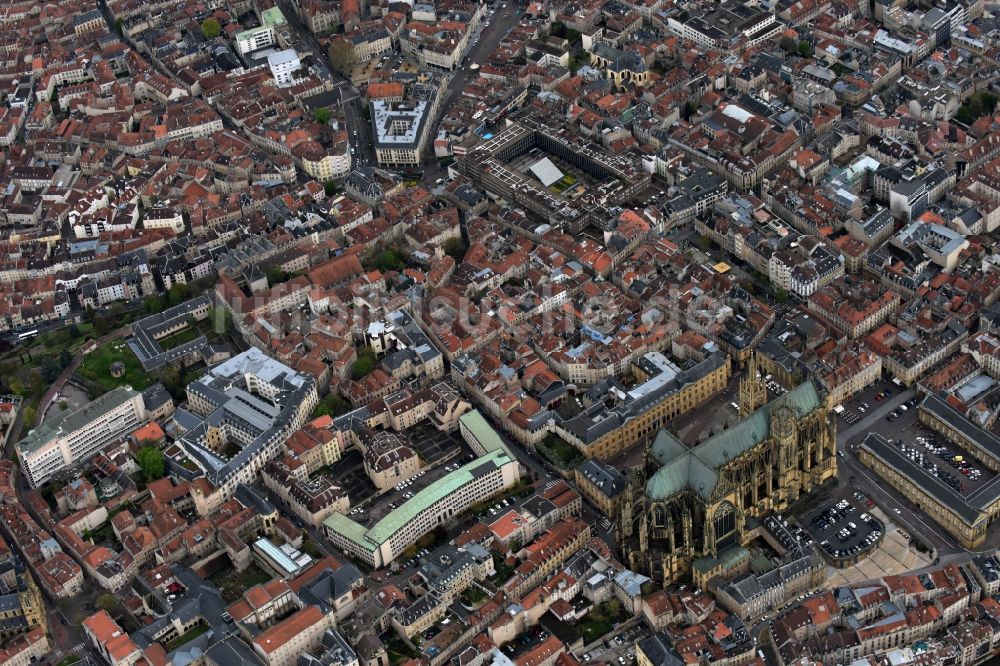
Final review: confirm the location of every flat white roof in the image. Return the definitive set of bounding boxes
[267,48,299,66]
[529,157,564,187]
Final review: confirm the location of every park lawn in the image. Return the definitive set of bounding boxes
[57,658,81,666]
[75,339,152,393]
[163,623,209,651]
[579,619,612,642]
[157,326,201,350]
[212,564,272,602]
[538,436,583,469]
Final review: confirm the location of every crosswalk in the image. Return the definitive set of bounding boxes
[49,641,85,661]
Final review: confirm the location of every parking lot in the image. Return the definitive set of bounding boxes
[825,518,932,586]
[890,428,990,495]
[801,495,883,563]
[328,450,378,505]
[407,421,472,466]
[360,430,480,525]
[582,623,651,666]
[838,387,910,426]
[883,394,920,424]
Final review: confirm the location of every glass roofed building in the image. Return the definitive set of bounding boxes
[616,364,837,588]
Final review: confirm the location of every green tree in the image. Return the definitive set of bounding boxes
[443,237,464,260]
[369,249,405,272]
[351,355,375,379]
[60,350,73,368]
[143,296,164,314]
[798,40,813,58]
[313,403,332,418]
[326,393,349,416]
[779,35,797,52]
[93,314,111,336]
[22,406,35,426]
[324,180,339,197]
[68,323,81,338]
[775,288,788,303]
[328,38,357,75]
[136,446,165,482]
[28,369,43,395]
[200,17,221,39]
[267,266,291,287]
[160,365,185,401]
[167,283,191,307]
[41,357,61,383]
[313,107,332,124]
[8,378,23,396]
[969,94,984,118]
[981,91,999,114]
[96,593,122,615]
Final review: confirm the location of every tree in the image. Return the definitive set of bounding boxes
[775,288,788,303]
[41,357,61,383]
[982,92,999,114]
[328,39,357,75]
[267,266,291,287]
[956,105,975,125]
[969,94,984,118]
[160,365,185,401]
[93,314,111,336]
[313,107,332,124]
[324,180,339,197]
[167,282,191,307]
[22,406,35,426]
[28,370,43,395]
[323,393,350,416]
[68,323,81,338]
[200,18,221,39]
[443,237,464,260]
[351,355,375,379]
[797,40,814,58]
[96,593,121,615]
[136,446,165,482]
[779,35,797,52]
[143,296,164,314]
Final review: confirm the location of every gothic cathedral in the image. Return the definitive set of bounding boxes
[616,356,837,586]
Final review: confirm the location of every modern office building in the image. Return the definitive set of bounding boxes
[176,348,318,514]
[267,49,300,87]
[371,90,439,167]
[324,411,520,567]
[17,386,147,488]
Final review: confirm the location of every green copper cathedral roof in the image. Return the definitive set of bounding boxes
[646,381,822,501]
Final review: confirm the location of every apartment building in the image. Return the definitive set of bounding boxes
[252,605,335,666]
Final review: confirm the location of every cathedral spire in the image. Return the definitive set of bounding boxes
[738,353,767,417]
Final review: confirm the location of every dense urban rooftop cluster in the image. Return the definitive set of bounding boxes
[2,0,1000,663]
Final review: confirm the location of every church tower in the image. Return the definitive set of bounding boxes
[738,353,767,417]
